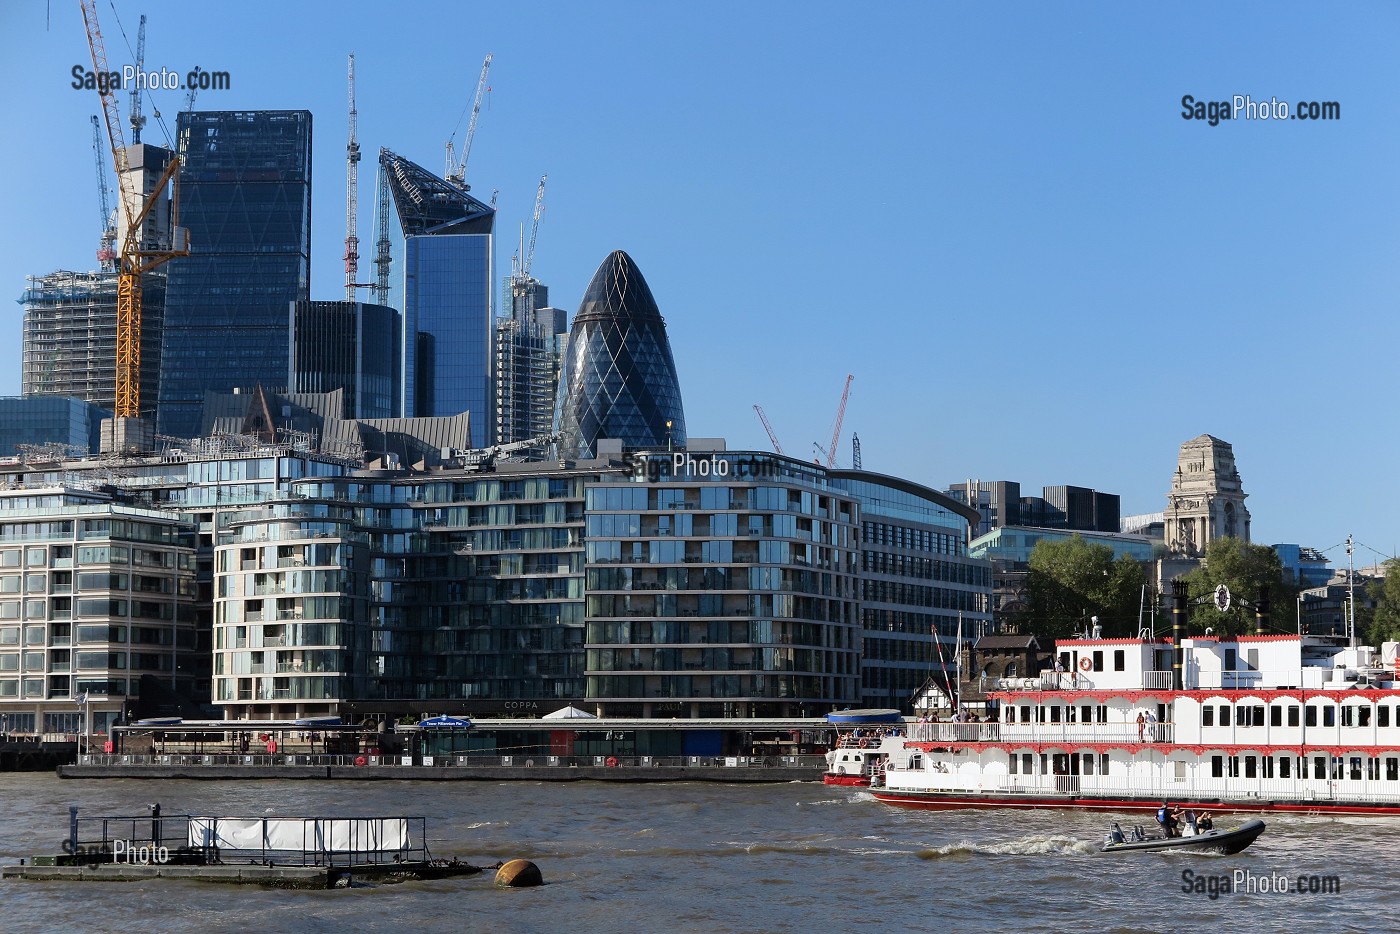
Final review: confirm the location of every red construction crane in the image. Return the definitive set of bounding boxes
[752,405,784,455]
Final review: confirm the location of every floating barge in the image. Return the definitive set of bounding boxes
[4,805,486,889]
[59,715,834,782]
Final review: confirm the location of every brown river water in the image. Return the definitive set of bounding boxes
[0,774,1380,933]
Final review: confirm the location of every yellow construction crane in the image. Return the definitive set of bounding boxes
[79,0,189,422]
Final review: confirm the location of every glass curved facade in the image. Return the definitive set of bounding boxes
[556,251,686,459]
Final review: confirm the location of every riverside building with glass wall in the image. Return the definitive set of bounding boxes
[0,437,990,724]
[0,488,199,738]
[827,471,989,709]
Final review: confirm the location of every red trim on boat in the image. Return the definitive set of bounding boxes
[869,790,1400,816]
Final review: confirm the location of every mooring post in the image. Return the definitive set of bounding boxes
[150,802,162,847]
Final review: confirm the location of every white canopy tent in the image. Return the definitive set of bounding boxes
[541,706,598,720]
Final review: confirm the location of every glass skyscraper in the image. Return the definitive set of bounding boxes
[381,150,494,445]
[157,111,312,438]
[289,300,402,419]
[556,251,686,459]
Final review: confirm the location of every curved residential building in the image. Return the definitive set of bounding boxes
[556,251,686,459]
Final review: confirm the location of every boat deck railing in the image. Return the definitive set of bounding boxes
[62,806,428,868]
[76,752,829,770]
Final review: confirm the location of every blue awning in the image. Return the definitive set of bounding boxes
[826,709,902,725]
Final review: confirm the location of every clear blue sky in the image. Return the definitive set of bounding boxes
[2,1,1397,565]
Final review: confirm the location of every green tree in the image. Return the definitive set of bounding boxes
[1364,559,1400,645]
[1019,536,1148,639]
[1180,538,1298,636]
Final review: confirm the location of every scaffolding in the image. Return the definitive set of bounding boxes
[20,269,165,418]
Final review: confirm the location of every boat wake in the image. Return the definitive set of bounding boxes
[916,834,1098,859]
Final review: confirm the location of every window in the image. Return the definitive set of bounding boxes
[1218,704,1230,726]
[1270,705,1282,727]
[1202,705,1214,727]
[1305,706,1317,727]
[1387,758,1398,782]
[1279,756,1291,779]
[1288,706,1299,727]
[1113,649,1125,671]
[1323,706,1336,728]
[1381,706,1391,728]
[1210,755,1223,778]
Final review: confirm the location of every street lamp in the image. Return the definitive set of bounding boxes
[74,692,90,759]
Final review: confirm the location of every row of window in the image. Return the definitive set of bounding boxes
[1211,754,1400,782]
[1202,703,1400,729]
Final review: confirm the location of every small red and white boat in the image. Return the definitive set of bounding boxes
[822,709,903,786]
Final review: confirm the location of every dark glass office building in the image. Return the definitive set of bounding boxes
[289,301,401,419]
[381,150,494,444]
[157,111,313,438]
[556,251,686,459]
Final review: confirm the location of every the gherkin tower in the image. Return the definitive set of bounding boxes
[555,251,686,459]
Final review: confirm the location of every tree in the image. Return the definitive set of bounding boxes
[1018,535,1148,640]
[1180,538,1298,636]
[1365,559,1400,645]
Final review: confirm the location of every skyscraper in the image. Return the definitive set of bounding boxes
[20,270,165,419]
[157,111,312,438]
[495,278,568,452]
[555,251,686,459]
[289,300,402,419]
[380,150,494,444]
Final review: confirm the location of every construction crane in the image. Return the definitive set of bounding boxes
[752,405,784,455]
[447,432,559,471]
[128,14,146,144]
[444,53,492,188]
[372,155,391,305]
[851,433,862,470]
[90,114,116,270]
[343,52,361,301]
[80,0,189,422]
[521,174,546,280]
[820,374,854,469]
[182,74,198,115]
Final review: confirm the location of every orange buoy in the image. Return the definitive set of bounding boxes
[495,859,543,888]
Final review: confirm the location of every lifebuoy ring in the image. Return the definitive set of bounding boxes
[605,756,619,768]
[259,733,270,743]
[354,754,368,767]
[1079,657,1092,672]
[102,740,114,754]
[266,739,277,753]
[858,738,869,748]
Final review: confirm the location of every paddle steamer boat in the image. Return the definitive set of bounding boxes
[870,628,1400,815]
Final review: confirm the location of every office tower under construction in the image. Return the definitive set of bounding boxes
[494,278,567,453]
[20,269,165,419]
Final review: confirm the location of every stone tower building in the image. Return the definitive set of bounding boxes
[1164,434,1250,557]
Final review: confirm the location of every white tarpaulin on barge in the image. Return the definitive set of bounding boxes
[188,818,410,853]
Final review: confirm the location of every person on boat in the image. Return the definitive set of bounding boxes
[1136,712,1146,742]
[1180,808,1199,836]
[1196,811,1213,832]
[1156,803,1179,837]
